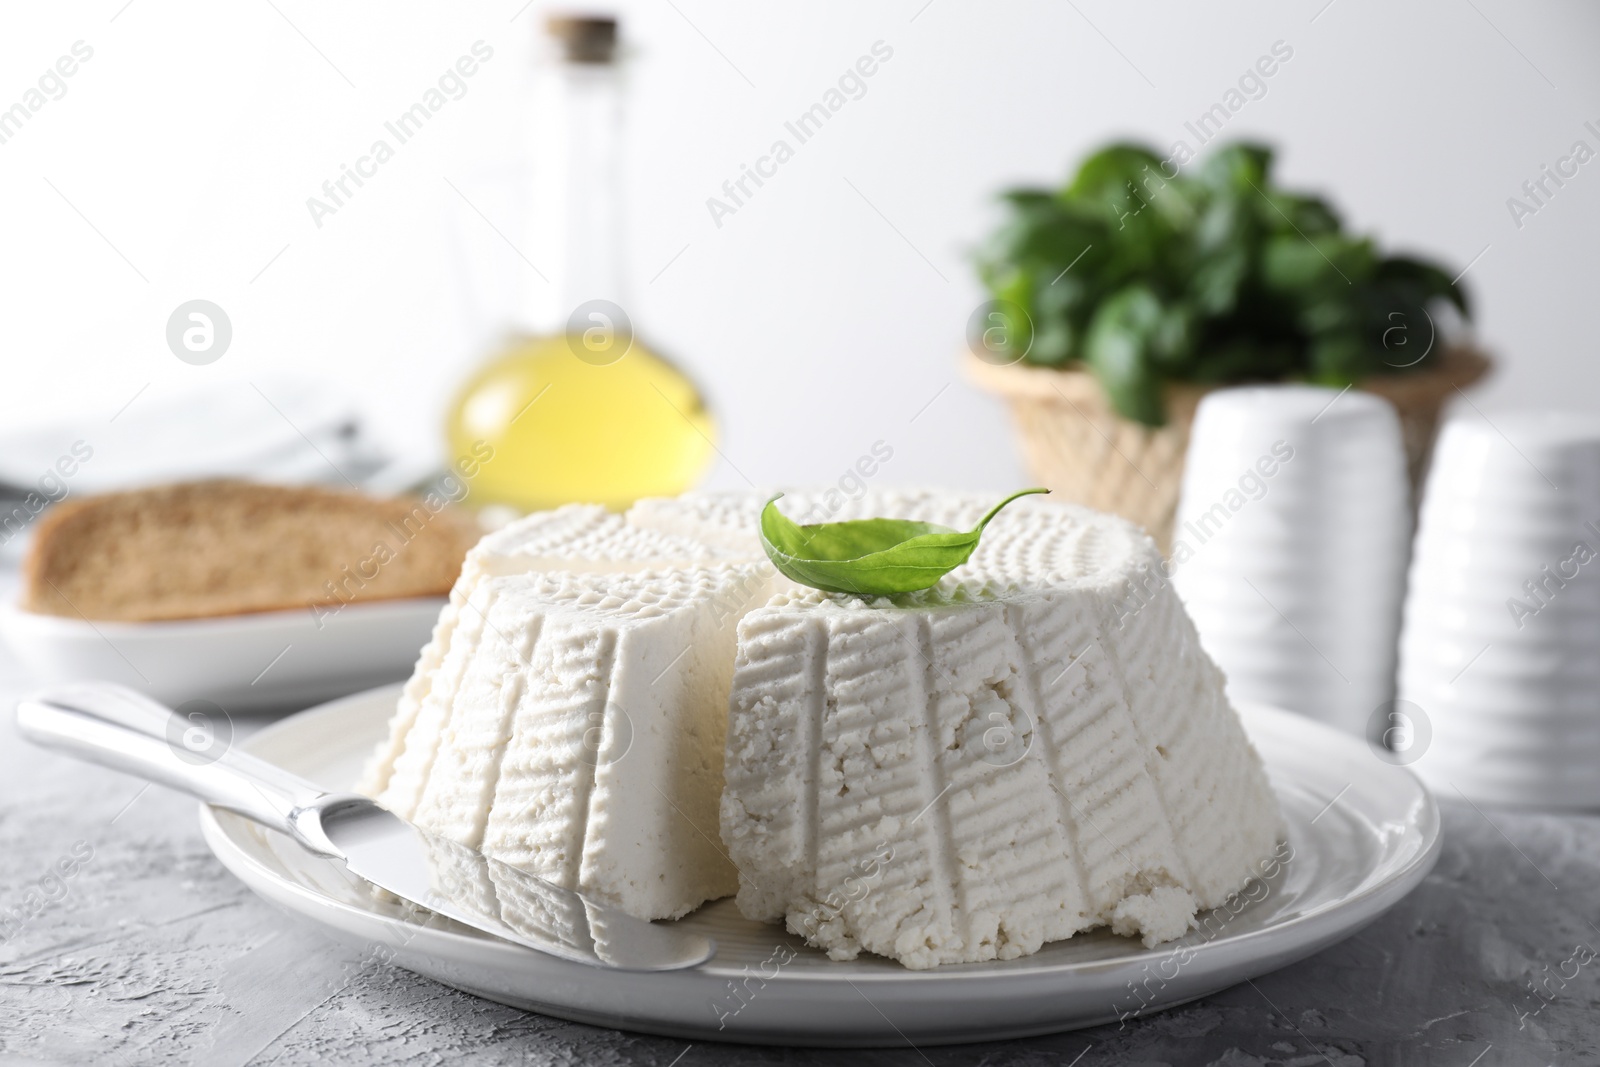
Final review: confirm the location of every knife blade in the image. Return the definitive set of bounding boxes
[15,683,715,972]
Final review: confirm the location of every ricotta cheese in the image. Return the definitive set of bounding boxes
[359,505,777,919]
[717,494,1283,968]
[359,491,1283,957]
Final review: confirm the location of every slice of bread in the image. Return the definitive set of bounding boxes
[21,480,481,622]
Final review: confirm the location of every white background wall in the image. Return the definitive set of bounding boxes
[1,0,1596,493]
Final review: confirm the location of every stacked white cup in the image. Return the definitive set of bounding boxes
[1399,413,1600,807]
[1170,385,1412,736]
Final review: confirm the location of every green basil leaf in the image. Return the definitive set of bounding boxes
[758,489,1050,595]
[989,268,1036,361]
[1084,285,1168,426]
[1188,247,1250,316]
[1254,190,1342,236]
[1197,142,1273,194]
[975,137,1474,402]
[1066,143,1169,205]
[1376,255,1471,318]
[1307,331,1365,384]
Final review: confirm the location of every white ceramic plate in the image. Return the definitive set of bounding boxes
[0,600,441,711]
[199,685,1440,1047]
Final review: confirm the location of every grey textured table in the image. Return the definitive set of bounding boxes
[1,641,1595,1067]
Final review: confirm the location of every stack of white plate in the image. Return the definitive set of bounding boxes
[1171,385,1411,736]
[1400,413,1600,807]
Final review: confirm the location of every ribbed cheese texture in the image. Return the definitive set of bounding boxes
[359,503,775,919]
[360,490,1283,959]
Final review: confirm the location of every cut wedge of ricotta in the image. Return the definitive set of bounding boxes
[360,505,776,919]
[360,491,1283,956]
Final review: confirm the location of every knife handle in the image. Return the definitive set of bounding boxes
[15,683,340,856]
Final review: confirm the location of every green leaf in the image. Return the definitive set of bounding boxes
[971,137,1476,406]
[999,189,1057,211]
[1307,332,1366,384]
[1066,143,1192,237]
[982,203,1101,270]
[1255,191,1342,236]
[1188,335,1295,382]
[1197,142,1274,194]
[1376,255,1470,318]
[1188,246,1250,315]
[1260,236,1325,292]
[758,489,1050,595]
[1084,285,1169,425]
[986,268,1036,361]
[1066,144,1169,204]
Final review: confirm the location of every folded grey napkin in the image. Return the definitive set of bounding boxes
[0,377,431,556]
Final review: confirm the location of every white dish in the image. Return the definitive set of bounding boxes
[199,684,1441,1046]
[0,600,441,711]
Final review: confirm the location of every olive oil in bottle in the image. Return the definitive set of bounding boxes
[447,15,715,512]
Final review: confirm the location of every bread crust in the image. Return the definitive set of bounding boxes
[20,480,481,622]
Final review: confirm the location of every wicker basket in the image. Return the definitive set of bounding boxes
[965,346,1492,550]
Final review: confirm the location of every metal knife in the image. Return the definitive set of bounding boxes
[15,683,715,972]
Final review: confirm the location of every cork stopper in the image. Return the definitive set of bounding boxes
[546,15,618,64]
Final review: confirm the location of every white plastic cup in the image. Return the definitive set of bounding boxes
[1172,385,1411,735]
[1400,412,1600,807]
